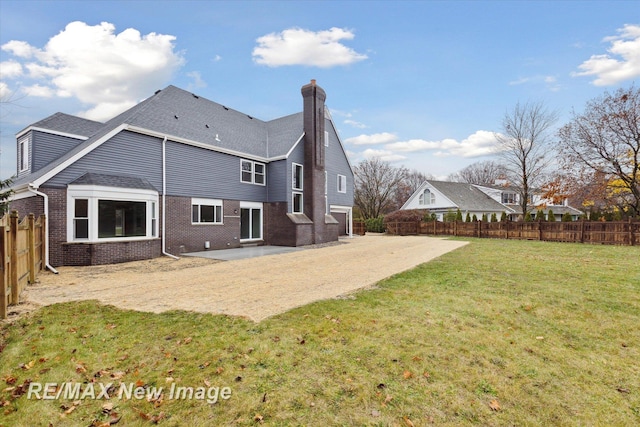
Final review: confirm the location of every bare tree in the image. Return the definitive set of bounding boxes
[558,86,640,218]
[354,158,407,219]
[495,101,559,218]
[450,160,508,185]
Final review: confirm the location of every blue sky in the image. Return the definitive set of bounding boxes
[1,0,638,179]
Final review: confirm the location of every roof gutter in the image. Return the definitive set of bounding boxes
[161,136,179,260]
[27,185,59,274]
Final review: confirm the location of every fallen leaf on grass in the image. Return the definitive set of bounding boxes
[489,399,501,411]
[20,360,35,370]
[106,324,117,330]
[403,416,415,426]
[254,413,264,422]
[617,388,630,394]
[3,375,17,385]
[403,370,413,379]
[371,409,381,417]
[76,363,87,374]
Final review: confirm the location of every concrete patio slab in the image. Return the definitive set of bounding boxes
[182,245,305,261]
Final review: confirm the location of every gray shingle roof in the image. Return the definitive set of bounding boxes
[428,180,507,211]
[11,85,311,189]
[69,172,157,191]
[25,112,104,138]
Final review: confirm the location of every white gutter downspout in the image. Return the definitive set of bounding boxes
[27,185,59,274]
[162,136,179,260]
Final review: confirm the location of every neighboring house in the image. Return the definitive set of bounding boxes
[474,184,583,221]
[9,80,354,267]
[401,180,512,220]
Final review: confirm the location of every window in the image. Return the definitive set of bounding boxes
[98,200,146,238]
[292,192,303,213]
[337,175,347,193]
[67,186,158,242]
[192,199,223,224]
[324,130,329,147]
[419,189,435,205]
[292,163,303,190]
[151,202,157,237]
[19,136,29,172]
[74,199,89,239]
[241,159,266,185]
[502,193,517,204]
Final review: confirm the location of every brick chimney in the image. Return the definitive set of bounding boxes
[301,79,328,242]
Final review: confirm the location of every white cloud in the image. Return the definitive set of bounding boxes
[573,24,640,86]
[0,81,11,99]
[1,21,184,121]
[362,148,407,163]
[187,71,207,89]
[1,40,38,58]
[509,74,561,92]
[344,119,366,129]
[345,132,397,146]
[388,130,500,158]
[0,60,23,78]
[252,27,367,68]
[22,84,55,98]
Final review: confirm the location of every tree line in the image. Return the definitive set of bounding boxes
[354,85,640,221]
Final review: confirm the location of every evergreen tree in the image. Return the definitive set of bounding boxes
[455,209,463,221]
[465,213,471,222]
[481,213,488,222]
[562,212,573,222]
[547,209,555,222]
[490,213,498,222]
[524,211,533,222]
[0,177,14,216]
[500,212,508,222]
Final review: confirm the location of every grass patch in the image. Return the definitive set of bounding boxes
[1,239,639,426]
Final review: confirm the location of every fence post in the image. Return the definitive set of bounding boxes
[580,219,585,244]
[538,220,542,241]
[630,218,635,246]
[9,211,18,305]
[0,224,6,319]
[28,214,36,284]
[454,220,458,237]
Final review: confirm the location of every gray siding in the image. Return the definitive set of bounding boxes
[32,130,86,173]
[267,159,287,203]
[43,130,163,189]
[165,141,267,201]
[325,119,354,207]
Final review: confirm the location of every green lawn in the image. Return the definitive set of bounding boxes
[1,239,639,426]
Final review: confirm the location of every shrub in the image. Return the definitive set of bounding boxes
[472,214,478,222]
[444,210,457,222]
[365,216,385,233]
[383,209,424,224]
[562,212,573,222]
[500,212,508,222]
[465,213,472,222]
[490,213,498,222]
[547,209,555,222]
[524,211,533,222]
[455,209,463,221]
[535,208,545,221]
[481,213,488,222]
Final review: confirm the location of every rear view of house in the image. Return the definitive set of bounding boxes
[9,80,354,266]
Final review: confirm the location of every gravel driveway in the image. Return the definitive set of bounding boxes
[24,235,467,321]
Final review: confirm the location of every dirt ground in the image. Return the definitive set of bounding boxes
[21,235,468,322]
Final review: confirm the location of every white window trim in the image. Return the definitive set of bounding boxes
[292,192,303,214]
[240,159,266,186]
[324,130,329,147]
[337,174,347,194]
[419,189,435,205]
[292,163,303,191]
[191,198,223,225]
[66,185,159,243]
[19,136,29,172]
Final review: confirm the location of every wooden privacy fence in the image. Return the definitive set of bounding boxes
[385,219,639,246]
[352,220,366,236]
[1,211,46,319]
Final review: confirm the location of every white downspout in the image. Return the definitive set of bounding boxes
[27,186,59,274]
[162,136,179,260]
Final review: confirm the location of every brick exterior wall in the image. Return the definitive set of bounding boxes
[8,195,45,218]
[62,239,162,266]
[164,196,242,254]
